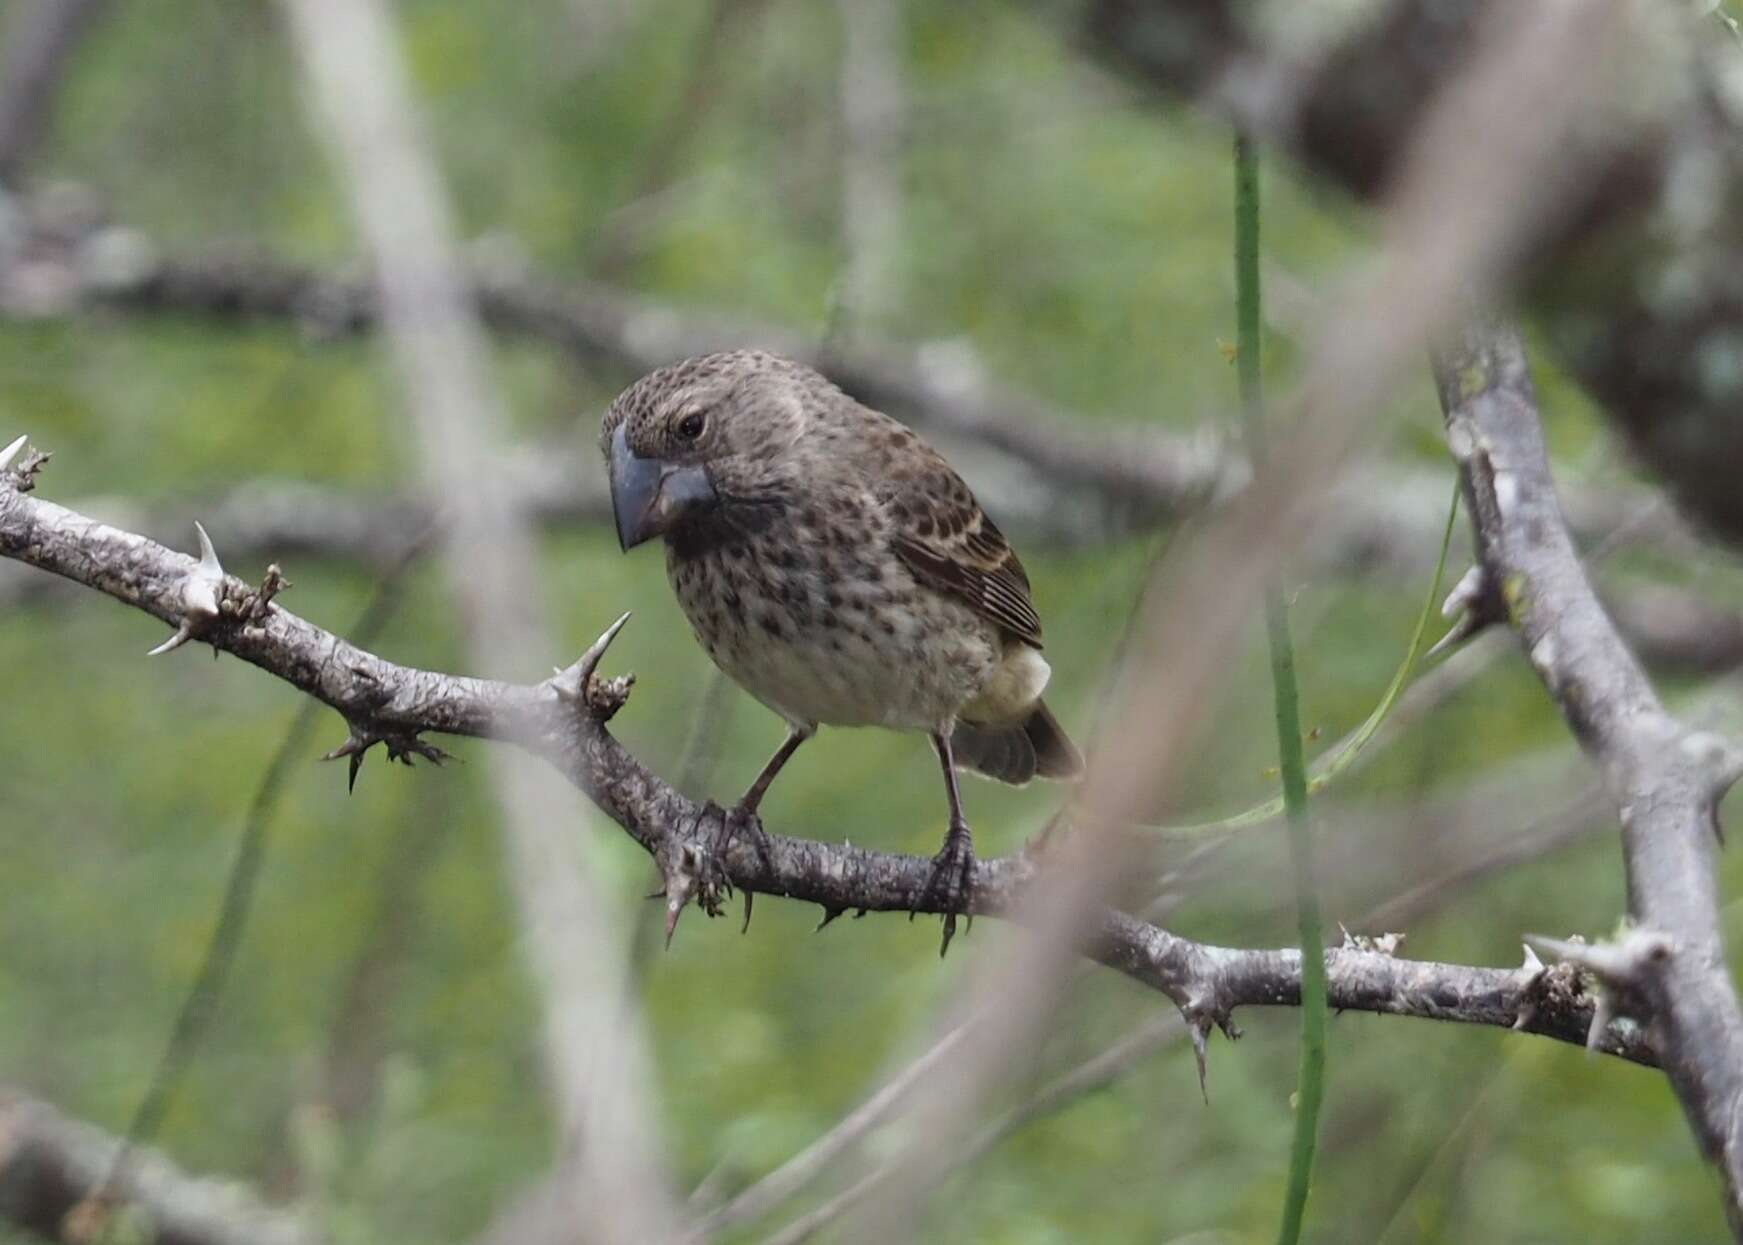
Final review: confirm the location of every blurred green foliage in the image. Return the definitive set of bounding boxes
[2,0,1739,1241]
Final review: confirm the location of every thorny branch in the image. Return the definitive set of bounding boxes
[1431,316,1743,1230]
[0,451,1654,1067]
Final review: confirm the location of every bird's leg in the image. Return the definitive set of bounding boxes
[701,726,810,933]
[736,726,810,828]
[917,730,976,957]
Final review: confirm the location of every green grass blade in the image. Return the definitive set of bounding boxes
[1232,132,1326,1245]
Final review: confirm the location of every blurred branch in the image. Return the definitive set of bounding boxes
[1603,585,1743,677]
[0,458,604,611]
[588,0,769,278]
[0,460,1659,1067]
[92,544,416,1224]
[0,0,110,185]
[276,0,684,1239]
[6,458,1737,696]
[832,0,907,335]
[0,1087,316,1245]
[1,213,1716,574]
[1075,0,1743,547]
[2,229,1242,524]
[1432,315,1743,1230]
[320,803,450,1106]
[692,1022,976,1239]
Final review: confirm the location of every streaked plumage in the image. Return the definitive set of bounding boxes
[602,350,1081,951]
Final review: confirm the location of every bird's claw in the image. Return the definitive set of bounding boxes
[714,800,774,863]
[713,801,776,933]
[662,800,774,946]
[916,826,976,957]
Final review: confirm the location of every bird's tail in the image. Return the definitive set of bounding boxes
[951,700,1084,787]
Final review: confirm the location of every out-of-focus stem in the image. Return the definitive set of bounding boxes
[1234,132,1326,1245]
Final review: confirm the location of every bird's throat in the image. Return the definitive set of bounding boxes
[666,498,782,561]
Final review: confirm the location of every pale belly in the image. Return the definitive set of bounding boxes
[667,541,1001,733]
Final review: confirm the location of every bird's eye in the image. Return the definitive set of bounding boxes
[677,411,706,440]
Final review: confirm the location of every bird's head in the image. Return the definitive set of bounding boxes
[600,350,819,551]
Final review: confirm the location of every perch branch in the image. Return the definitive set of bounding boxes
[0,455,1656,1066]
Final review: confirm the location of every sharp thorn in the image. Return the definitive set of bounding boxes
[322,736,362,761]
[815,904,844,932]
[576,610,634,684]
[348,750,364,793]
[1189,1019,1211,1104]
[664,900,683,950]
[0,435,26,472]
[146,619,195,656]
[193,520,223,577]
[741,890,754,934]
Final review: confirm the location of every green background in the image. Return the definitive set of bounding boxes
[4,1,1741,1241]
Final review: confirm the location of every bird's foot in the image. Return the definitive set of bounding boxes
[657,802,730,946]
[914,824,976,958]
[717,800,775,862]
[658,801,779,946]
[713,800,775,933]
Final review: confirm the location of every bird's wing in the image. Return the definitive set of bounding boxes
[881,446,1044,647]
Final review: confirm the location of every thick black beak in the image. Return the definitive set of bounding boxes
[608,424,719,551]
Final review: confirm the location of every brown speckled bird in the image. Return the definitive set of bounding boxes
[602,350,1082,951]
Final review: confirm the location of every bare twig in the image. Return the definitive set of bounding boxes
[1432,315,1743,1230]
